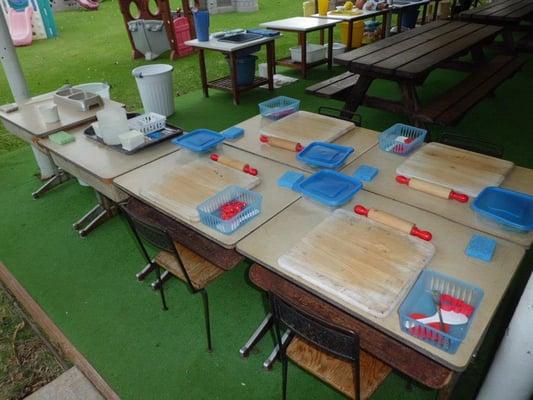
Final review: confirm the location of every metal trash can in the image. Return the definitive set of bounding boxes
[132,64,175,117]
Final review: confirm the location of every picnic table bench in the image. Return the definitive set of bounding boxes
[460,0,533,51]
[309,20,525,126]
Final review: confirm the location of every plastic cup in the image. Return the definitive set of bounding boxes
[318,0,329,15]
[39,104,59,124]
[193,11,210,41]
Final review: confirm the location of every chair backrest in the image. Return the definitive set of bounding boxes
[271,293,359,362]
[438,133,504,159]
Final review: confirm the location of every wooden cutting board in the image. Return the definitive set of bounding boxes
[141,159,261,223]
[260,111,353,146]
[396,143,514,198]
[278,209,435,318]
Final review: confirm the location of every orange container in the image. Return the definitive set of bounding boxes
[317,0,329,15]
[340,21,364,48]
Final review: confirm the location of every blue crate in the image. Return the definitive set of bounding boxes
[258,96,300,120]
[398,270,484,354]
[379,123,427,155]
[197,186,262,235]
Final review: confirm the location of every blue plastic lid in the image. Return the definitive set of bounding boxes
[293,170,362,207]
[221,126,244,140]
[471,187,533,231]
[171,129,224,152]
[296,142,355,169]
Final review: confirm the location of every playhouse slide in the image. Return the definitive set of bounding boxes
[76,0,99,10]
[7,6,33,46]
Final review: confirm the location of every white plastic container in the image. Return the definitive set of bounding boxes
[38,104,59,124]
[289,43,327,63]
[73,82,110,99]
[132,64,175,117]
[119,130,145,151]
[96,106,129,145]
[324,42,346,66]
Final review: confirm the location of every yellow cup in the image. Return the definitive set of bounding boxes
[318,0,329,15]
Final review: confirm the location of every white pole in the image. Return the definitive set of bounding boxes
[476,273,533,400]
[0,8,30,104]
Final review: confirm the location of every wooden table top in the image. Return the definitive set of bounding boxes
[185,35,274,53]
[0,92,123,138]
[237,191,526,370]
[113,145,302,249]
[460,0,533,24]
[334,20,502,80]
[260,16,339,32]
[341,145,533,248]
[38,123,178,182]
[226,114,379,172]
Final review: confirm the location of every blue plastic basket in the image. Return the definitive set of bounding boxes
[379,123,426,155]
[398,270,484,354]
[197,186,262,235]
[258,96,300,120]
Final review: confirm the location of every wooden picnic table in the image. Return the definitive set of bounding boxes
[334,20,524,126]
[460,0,533,51]
[237,191,526,396]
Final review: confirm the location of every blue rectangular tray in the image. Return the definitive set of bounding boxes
[293,170,362,207]
[472,187,533,232]
[171,129,224,153]
[296,142,354,169]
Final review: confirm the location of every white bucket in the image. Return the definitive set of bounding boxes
[73,82,110,99]
[324,42,346,66]
[132,64,175,117]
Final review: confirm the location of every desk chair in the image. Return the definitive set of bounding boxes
[270,293,391,400]
[438,133,504,158]
[121,202,224,351]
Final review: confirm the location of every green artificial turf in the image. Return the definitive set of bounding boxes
[0,1,532,399]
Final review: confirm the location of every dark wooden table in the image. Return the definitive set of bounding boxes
[334,20,525,126]
[460,0,533,51]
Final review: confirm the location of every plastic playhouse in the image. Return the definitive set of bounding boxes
[0,0,57,46]
[119,0,195,60]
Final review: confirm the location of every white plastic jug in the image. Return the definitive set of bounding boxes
[132,64,175,117]
[96,106,129,145]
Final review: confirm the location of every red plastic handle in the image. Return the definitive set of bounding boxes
[259,134,269,143]
[449,191,469,203]
[396,175,411,185]
[210,153,220,161]
[354,204,369,217]
[410,226,433,241]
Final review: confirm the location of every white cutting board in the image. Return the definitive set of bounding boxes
[278,209,435,318]
[141,159,261,223]
[396,143,514,198]
[260,111,353,146]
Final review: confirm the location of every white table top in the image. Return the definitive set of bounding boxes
[226,114,379,172]
[185,35,274,52]
[260,16,340,32]
[237,191,526,370]
[38,123,178,181]
[341,145,533,248]
[311,8,388,21]
[113,145,302,249]
[0,92,123,138]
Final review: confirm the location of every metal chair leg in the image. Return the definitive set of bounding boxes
[201,289,212,352]
[282,355,288,400]
[154,264,168,311]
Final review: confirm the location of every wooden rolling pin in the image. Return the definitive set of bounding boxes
[396,176,469,203]
[259,134,303,152]
[354,205,433,241]
[210,153,258,176]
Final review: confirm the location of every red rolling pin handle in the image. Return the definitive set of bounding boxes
[395,175,469,203]
[210,153,258,176]
[259,135,304,152]
[354,205,433,241]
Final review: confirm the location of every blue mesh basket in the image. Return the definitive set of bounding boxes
[197,186,262,234]
[379,123,426,155]
[258,96,300,120]
[398,270,484,354]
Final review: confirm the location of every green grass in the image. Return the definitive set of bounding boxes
[0,1,532,399]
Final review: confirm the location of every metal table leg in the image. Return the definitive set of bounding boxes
[32,169,70,199]
[150,270,172,290]
[240,313,273,358]
[73,191,118,238]
[263,329,292,370]
[136,259,156,281]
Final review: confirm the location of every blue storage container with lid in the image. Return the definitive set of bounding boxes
[293,170,362,207]
[171,129,225,152]
[296,142,355,169]
[471,187,533,232]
